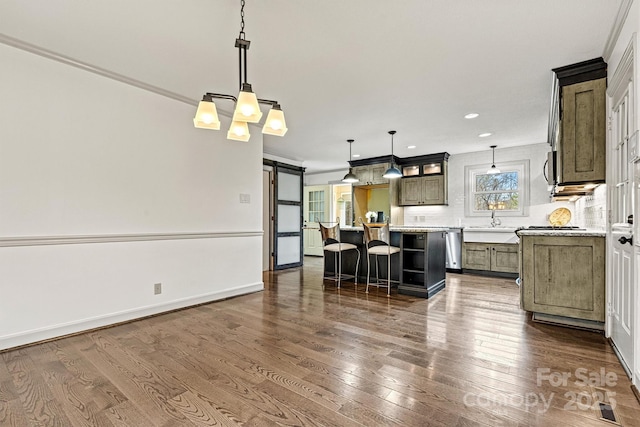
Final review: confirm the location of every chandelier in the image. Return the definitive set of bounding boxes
[192,0,287,141]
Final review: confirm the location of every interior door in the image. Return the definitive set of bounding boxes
[303,185,330,256]
[608,85,635,377]
[273,164,304,270]
[262,169,274,271]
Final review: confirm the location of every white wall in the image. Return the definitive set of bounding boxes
[305,169,346,186]
[403,143,573,227]
[0,43,264,350]
[305,143,574,227]
[404,143,574,227]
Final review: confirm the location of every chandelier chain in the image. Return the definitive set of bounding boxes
[239,0,246,39]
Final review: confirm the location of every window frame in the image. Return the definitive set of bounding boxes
[464,160,530,217]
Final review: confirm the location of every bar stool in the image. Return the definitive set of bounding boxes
[361,219,400,297]
[319,218,361,288]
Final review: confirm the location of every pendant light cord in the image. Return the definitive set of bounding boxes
[239,0,246,39]
[388,130,397,160]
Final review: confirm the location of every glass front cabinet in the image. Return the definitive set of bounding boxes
[398,152,449,206]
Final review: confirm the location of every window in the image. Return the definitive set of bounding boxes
[308,190,325,222]
[465,160,529,216]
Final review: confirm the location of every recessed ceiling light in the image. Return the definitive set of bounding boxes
[352,154,360,158]
[407,145,416,149]
[465,113,479,119]
[479,132,492,138]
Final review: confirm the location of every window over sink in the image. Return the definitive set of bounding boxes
[464,160,529,216]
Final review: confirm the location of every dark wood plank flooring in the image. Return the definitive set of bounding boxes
[1,256,638,426]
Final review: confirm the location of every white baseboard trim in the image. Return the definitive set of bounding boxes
[0,282,264,351]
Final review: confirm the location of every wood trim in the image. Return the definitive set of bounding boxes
[631,384,640,405]
[0,32,202,110]
[349,155,400,167]
[0,282,264,352]
[0,231,263,248]
[603,0,635,62]
[552,57,607,87]
[607,34,635,103]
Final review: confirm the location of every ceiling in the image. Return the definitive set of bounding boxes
[1,1,622,173]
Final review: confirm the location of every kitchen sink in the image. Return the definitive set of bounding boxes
[463,227,518,243]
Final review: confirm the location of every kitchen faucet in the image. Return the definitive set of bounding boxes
[490,210,501,227]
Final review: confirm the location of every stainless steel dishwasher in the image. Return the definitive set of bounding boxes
[445,228,462,272]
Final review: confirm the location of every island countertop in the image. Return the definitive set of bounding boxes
[342,225,455,233]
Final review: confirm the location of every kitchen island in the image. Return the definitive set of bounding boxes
[324,226,448,298]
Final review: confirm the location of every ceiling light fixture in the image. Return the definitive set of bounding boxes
[383,130,402,179]
[465,113,479,119]
[487,145,501,174]
[193,0,287,141]
[342,139,359,183]
[479,132,492,138]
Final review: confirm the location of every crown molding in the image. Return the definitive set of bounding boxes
[603,0,634,61]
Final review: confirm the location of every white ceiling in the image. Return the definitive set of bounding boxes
[1,1,622,173]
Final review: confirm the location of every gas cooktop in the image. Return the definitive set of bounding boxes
[526,226,585,230]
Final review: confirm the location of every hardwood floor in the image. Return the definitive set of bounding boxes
[1,256,638,426]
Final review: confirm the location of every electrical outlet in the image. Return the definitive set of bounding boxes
[154,283,162,295]
[239,193,251,204]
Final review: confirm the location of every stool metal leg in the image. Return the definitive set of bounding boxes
[387,252,391,297]
[365,251,370,293]
[354,249,360,287]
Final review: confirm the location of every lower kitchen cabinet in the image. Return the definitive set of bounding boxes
[520,234,605,325]
[462,242,518,275]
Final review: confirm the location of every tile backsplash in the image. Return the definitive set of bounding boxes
[573,185,607,230]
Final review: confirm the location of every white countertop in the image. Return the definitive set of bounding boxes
[516,229,605,237]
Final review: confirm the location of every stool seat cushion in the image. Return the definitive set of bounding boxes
[368,245,400,255]
[324,242,358,252]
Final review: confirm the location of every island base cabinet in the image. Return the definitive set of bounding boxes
[399,232,446,298]
[520,235,605,324]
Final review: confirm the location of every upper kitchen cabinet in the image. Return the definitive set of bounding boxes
[349,155,396,186]
[398,153,449,206]
[400,175,446,205]
[352,163,390,185]
[549,58,607,192]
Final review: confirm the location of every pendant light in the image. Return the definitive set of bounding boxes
[193,0,287,141]
[487,145,501,174]
[342,139,359,183]
[382,130,402,179]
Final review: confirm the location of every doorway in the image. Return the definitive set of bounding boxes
[607,39,636,380]
[262,168,274,272]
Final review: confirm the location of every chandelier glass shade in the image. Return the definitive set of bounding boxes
[193,96,220,130]
[227,121,251,142]
[193,0,286,141]
[262,104,288,136]
[232,83,262,123]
